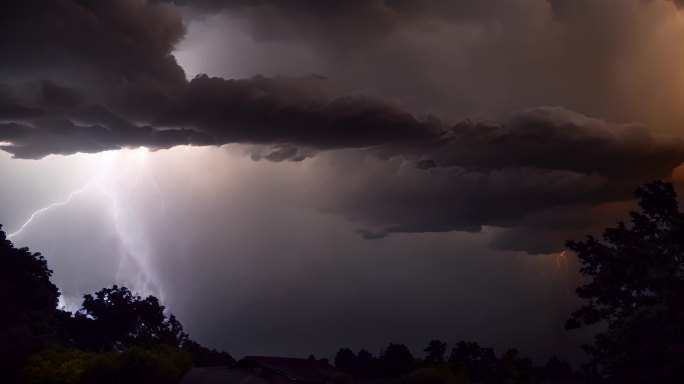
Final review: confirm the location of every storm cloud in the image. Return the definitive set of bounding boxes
[215,105,664,251]
[2,0,684,254]
[175,0,684,128]
[6,0,684,365]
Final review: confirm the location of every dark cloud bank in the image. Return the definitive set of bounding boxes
[2,0,684,253]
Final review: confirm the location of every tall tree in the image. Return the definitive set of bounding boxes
[0,225,60,382]
[566,181,684,382]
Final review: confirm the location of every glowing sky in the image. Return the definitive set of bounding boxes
[3,0,684,364]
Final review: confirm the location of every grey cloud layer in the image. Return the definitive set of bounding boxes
[0,75,440,158]
[2,0,684,253]
[304,108,683,253]
[176,0,684,132]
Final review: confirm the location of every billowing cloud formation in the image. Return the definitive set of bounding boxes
[303,108,684,253]
[292,103,683,253]
[176,0,684,132]
[0,75,442,158]
[2,0,684,253]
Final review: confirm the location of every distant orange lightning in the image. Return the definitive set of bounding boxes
[555,250,571,307]
[556,249,569,271]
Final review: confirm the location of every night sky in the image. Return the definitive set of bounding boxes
[2,0,684,365]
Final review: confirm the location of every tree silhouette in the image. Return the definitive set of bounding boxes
[0,222,237,383]
[566,181,684,382]
[496,348,533,383]
[424,339,447,363]
[21,344,192,384]
[540,355,574,382]
[0,225,60,382]
[77,285,187,350]
[448,341,497,383]
[378,343,415,378]
[334,347,356,372]
[181,339,235,367]
[354,349,377,377]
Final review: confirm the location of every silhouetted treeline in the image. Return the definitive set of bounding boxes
[329,181,684,384]
[332,340,578,384]
[2,181,684,384]
[0,225,233,384]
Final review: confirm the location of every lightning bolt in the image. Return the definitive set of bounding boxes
[556,249,568,271]
[7,148,165,303]
[98,153,161,301]
[7,181,95,239]
[555,249,571,309]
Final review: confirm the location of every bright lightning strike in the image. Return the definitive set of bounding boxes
[7,148,165,304]
[97,148,163,301]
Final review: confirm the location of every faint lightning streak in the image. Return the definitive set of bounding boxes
[555,250,571,307]
[7,181,96,239]
[556,249,568,271]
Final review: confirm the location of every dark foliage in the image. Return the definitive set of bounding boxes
[0,225,60,382]
[424,339,447,363]
[496,348,534,383]
[333,339,575,383]
[566,181,684,383]
[21,344,192,384]
[335,347,356,372]
[182,339,235,367]
[378,343,415,378]
[448,341,497,383]
[539,355,575,382]
[355,349,378,377]
[78,285,187,349]
[0,224,232,383]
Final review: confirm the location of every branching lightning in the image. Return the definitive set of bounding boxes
[556,249,568,271]
[6,148,165,303]
[98,148,163,301]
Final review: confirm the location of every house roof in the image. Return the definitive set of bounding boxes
[181,367,274,384]
[236,356,337,384]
